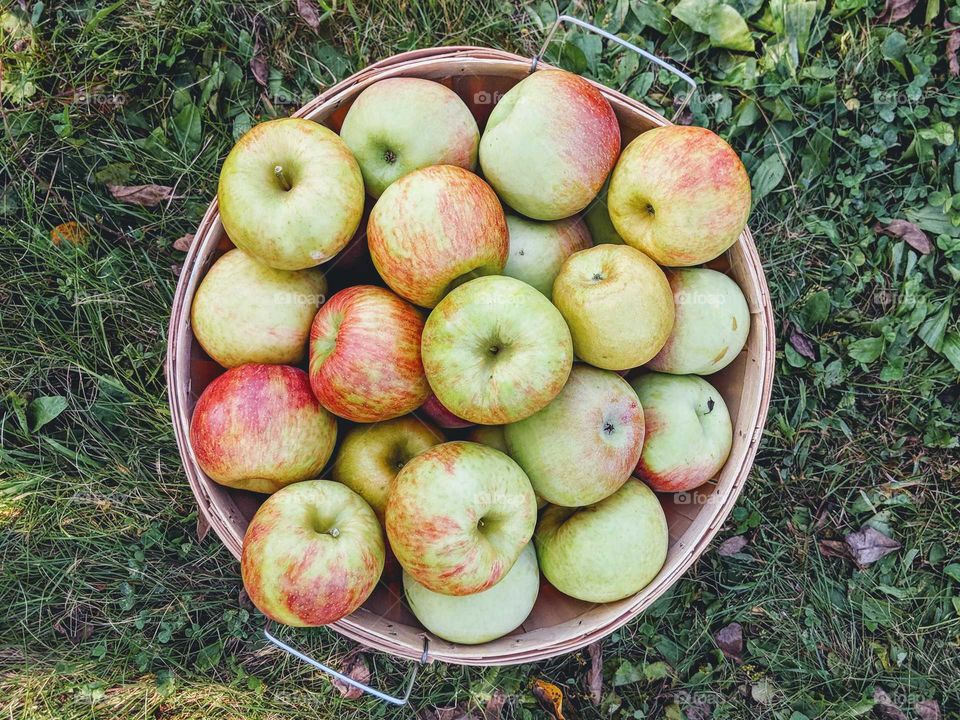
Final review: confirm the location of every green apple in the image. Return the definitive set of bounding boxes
[648,269,750,375]
[403,543,539,644]
[466,424,508,453]
[340,78,479,198]
[331,415,444,519]
[552,244,674,371]
[630,372,732,493]
[501,213,592,296]
[505,365,644,507]
[583,181,625,245]
[218,118,365,270]
[191,248,326,367]
[421,275,573,424]
[535,479,667,603]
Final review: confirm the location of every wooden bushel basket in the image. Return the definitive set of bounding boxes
[167,40,775,671]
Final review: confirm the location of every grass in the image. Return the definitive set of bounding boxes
[1,0,959,718]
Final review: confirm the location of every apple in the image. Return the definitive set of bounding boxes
[608,125,751,266]
[368,165,508,308]
[552,244,674,370]
[630,372,732,493]
[309,285,430,423]
[403,543,539,644]
[583,181,624,245]
[190,364,337,493]
[340,78,480,198]
[191,248,326,368]
[385,441,537,595]
[218,118,365,270]
[331,415,444,518]
[241,480,384,626]
[648,269,751,375]
[419,393,473,429]
[534,479,668,603]
[504,365,644,507]
[479,69,620,220]
[501,213,592,296]
[466,424,508,454]
[421,276,573,424]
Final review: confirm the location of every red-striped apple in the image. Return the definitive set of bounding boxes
[367,165,508,308]
[385,441,537,595]
[479,69,620,220]
[190,364,336,493]
[419,393,473,429]
[241,480,384,626]
[309,285,430,423]
[501,213,592,296]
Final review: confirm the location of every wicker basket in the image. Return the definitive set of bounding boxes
[167,45,775,668]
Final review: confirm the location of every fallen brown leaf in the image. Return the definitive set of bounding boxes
[330,653,370,700]
[788,325,817,360]
[873,688,907,720]
[819,539,852,561]
[250,21,269,89]
[196,512,210,542]
[296,0,322,29]
[915,699,941,720]
[173,233,194,252]
[717,535,749,557]
[714,622,743,662]
[107,183,176,207]
[875,219,932,254]
[946,22,959,77]
[585,642,603,706]
[417,706,477,720]
[877,0,919,23]
[483,689,507,720]
[844,526,900,567]
[50,221,88,247]
[531,678,566,720]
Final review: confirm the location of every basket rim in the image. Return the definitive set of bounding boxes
[166,45,776,666]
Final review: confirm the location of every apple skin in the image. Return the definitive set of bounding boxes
[403,543,539,644]
[340,78,480,198]
[608,125,751,267]
[241,480,384,626]
[191,248,326,368]
[466,424,508,454]
[419,393,473,429]
[368,165,508,308]
[479,69,620,220]
[534,479,668,603]
[505,365,644,507]
[190,364,337,494]
[583,181,625,245]
[501,213,592,296]
[385,441,537,596]
[648,269,751,375]
[630,372,732,493]
[552,244,674,370]
[331,416,444,519]
[309,285,430,423]
[218,118,365,270]
[421,276,574,424]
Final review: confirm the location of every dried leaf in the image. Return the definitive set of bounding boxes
[915,699,941,720]
[238,587,254,611]
[877,0,919,23]
[685,699,712,720]
[173,233,194,252]
[873,688,907,720]
[946,22,959,77]
[250,26,269,88]
[418,706,476,720]
[819,539,852,561]
[483,690,507,720]
[196,512,210,542]
[875,219,932,254]
[330,653,370,700]
[50,221,88,247]
[531,679,565,720]
[845,526,900,567]
[585,642,603,706]
[714,622,743,661]
[717,535,749,556]
[296,0,322,29]
[788,325,817,360]
[107,183,176,207]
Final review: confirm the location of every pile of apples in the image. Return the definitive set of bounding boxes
[188,69,752,645]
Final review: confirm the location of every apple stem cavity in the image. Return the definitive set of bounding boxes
[383,148,397,165]
[273,165,292,192]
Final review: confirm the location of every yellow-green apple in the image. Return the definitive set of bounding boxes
[403,543,539,644]
[419,393,473,429]
[534,479,667,603]
[190,364,336,493]
[478,69,620,220]
[368,165,508,307]
[385,441,537,595]
[466,424,508,454]
[218,118,365,270]
[501,213,592,296]
[309,285,430,423]
[241,480,384,626]
[340,78,479,198]
[421,276,573,424]
[583,181,625,245]
[331,416,443,519]
[552,245,674,370]
[504,365,644,507]
[630,372,732,493]
[608,125,750,266]
[191,248,326,368]
[648,269,750,375]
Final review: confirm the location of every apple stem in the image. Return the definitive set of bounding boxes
[328,527,340,538]
[274,165,291,191]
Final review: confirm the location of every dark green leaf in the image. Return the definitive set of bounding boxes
[27,395,68,432]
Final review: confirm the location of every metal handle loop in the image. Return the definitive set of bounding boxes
[263,623,429,706]
[532,14,697,122]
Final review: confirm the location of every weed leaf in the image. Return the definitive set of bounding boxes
[27,395,67,432]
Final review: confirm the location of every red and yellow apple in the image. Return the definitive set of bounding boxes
[501,213,592,296]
